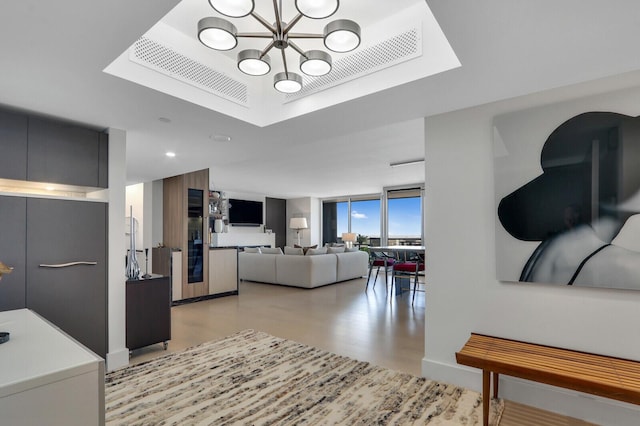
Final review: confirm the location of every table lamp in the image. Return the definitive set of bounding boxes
[290,217,308,246]
[341,233,357,248]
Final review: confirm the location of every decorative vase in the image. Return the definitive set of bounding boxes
[126,206,140,280]
[214,218,224,233]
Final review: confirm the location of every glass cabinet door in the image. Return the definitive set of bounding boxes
[187,188,204,283]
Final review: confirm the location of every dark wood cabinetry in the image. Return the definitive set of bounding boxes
[163,169,209,300]
[0,110,28,181]
[0,196,27,310]
[26,198,108,357]
[126,276,171,351]
[28,117,107,188]
[0,195,108,358]
[0,108,108,188]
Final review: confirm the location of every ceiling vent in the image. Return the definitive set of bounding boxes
[131,37,248,106]
[285,26,422,102]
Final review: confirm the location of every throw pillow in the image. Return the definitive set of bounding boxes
[306,247,328,256]
[327,246,345,254]
[294,244,318,255]
[243,247,261,253]
[284,246,304,255]
[345,247,360,252]
[261,247,283,255]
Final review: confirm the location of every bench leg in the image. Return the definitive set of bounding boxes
[482,370,490,426]
[493,372,499,399]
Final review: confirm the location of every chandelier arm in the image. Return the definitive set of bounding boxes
[272,0,283,35]
[261,40,277,58]
[250,12,276,33]
[288,41,307,58]
[281,49,289,77]
[282,14,303,35]
[287,32,324,39]
[236,32,276,39]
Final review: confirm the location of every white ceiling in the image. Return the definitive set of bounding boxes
[2,1,640,199]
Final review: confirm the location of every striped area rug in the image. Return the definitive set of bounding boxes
[106,330,503,425]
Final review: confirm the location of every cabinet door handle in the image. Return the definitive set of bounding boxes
[39,261,98,268]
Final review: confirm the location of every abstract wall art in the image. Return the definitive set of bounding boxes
[494,108,640,290]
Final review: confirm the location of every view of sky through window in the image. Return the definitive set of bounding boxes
[336,197,421,238]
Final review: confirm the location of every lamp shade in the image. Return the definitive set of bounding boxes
[238,49,271,75]
[198,17,238,51]
[300,50,332,76]
[208,0,255,18]
[324,19,361,53]
[274,72,303,93]
[290,217,308,230]
[295,0,339,19]
[341,232,356,242]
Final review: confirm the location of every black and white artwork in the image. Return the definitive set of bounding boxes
[494,110,640,290]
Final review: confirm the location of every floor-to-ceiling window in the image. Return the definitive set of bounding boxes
[385,187,424,246]
[322,195,381,246]
[349,198,381,246]
[322,185,423,247]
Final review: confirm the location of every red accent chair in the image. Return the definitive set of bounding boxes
[366,252,396,291]
[391,256,425,304]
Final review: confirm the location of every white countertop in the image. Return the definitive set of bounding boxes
[0,309,103,398]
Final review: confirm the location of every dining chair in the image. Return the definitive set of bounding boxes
[391,252,425,304]
[366,251,396,291]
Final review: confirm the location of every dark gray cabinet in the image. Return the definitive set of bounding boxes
[0,110,28,181]
[26,198,107,357]
[28,117,107,188]
[0,196,27,310]
[126,276,171,351]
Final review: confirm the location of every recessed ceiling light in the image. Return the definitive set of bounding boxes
[210,134,232,142]
[166,152,176,158]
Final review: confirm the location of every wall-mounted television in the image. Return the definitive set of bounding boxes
[228,199,263,226]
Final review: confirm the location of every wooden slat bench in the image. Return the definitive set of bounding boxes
[456,333,640,426]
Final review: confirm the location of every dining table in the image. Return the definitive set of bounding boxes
[367,245,426,260]
[367,246,426,296]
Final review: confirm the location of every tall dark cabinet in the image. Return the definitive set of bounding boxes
[0,196,27,310]
[0,109,28,180]
[0,107,109,359]
[26,198,107,357]
[0,196,107,357]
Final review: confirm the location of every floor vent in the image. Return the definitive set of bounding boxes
[131,37,248,105]
[285,26,422,102]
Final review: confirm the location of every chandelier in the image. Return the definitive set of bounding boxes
[197,0,361,93]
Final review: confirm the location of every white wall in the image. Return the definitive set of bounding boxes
[287,197,318,247]
[423,85,640,424]
[125,183,144,251]
[106,128,128,371]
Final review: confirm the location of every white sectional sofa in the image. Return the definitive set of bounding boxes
[239,249,369,288]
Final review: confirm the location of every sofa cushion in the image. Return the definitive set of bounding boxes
[306,247,327,256]
[295,244,317,254]
[284,246,304,255]
[261,247,283,255]
[243,247,261,253]
[327,246,345,254]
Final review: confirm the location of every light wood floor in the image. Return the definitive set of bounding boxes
[129,278,596,425]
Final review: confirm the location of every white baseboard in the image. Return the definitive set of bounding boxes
[106,348,130,372]
[422,358,640,426]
